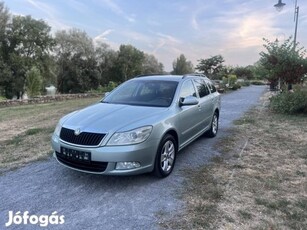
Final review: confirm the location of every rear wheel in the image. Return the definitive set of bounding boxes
[154,134,177,178]
[207,112,219,138]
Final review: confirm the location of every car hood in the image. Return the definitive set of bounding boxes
[61,102,168,133]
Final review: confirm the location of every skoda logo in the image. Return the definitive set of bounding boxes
[74,128,81,136]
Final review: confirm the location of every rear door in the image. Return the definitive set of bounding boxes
[193,78,214,129]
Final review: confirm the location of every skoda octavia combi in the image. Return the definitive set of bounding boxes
[51,74,221,177]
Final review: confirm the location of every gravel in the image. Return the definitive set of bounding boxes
[0,85,266,230]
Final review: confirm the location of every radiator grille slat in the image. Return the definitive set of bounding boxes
[60,127,105,146]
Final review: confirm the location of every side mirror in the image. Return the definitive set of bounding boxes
[179,96,199,107]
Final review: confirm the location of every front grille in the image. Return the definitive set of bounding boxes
[56,152,108,173]
[60,127,105,146]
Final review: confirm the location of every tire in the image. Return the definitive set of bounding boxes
[154,134,177,178]
[207,112,219,138]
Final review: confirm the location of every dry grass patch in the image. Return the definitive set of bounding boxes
[160,93,307,229]
[0,97,100,172]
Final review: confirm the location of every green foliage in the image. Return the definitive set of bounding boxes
[250,81,266,85]
[142,54,164,75]
[94,81,119,93]
[0,9,54,99]
[222,75,237,86]
[251,61,267,80]
[228,75,237,86]
[241,80,250,87]
[26,67,43,97]
[117,44,145,81]
[270,87,307,114]
[171,54,194,75]
[233,66,254,80]
[259,37,307,85]
[231,83,241,90]
[196,55,225,78]
[222,77,228,85]
[55,28,100,93]
[0,2,9,39]
[95,43,118,86]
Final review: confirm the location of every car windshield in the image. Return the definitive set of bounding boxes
[102,80,178,107]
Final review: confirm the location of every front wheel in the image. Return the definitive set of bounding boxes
[207,112,219,138]
[154,134,177,178]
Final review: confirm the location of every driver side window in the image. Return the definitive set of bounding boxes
[180,80,197,98]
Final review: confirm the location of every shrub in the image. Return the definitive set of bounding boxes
[222,77,228,85]
[26,67,42,97]
[228,75,237,86]
[231,83,241,90]
[251,81,265,85]
[270,88,307,114]
[222,75,238,89]
[88,81,119,94]
[241,81,251,87]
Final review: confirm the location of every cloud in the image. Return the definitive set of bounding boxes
[97,0,135,22]
[190,6,209,31]
[25,0,57,18]
[152,33,182,55]
[93,29,114,43]
[23,0,70,32]
[66,0,90,15]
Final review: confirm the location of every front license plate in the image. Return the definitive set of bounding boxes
[60,147,91,162]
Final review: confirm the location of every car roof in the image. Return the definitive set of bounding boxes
[133,74,210,82]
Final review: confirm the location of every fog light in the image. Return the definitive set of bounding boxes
[116,162,141,170]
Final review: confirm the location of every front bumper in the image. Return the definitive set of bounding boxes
[51,134,159,175]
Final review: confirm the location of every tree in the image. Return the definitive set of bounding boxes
[116,44,145,82]
[26,66,42,97]
[233,66,254,80]
[55,29,100,93]
[1,14,54,98]
[259,37,307,88]
[0,2,11,97]
[196,55,225,79]
[142,54,164,74]
[250,61,267,80]
[95,42,118,86]
[171,54,194,75]
[0,2,9,47]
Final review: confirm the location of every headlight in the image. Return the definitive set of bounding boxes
[54,122,62,136]
[107,126,152,146]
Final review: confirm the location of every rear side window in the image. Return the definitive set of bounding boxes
[207,81,217,93]
[194,79,210,97]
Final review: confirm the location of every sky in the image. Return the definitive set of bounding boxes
[4,0,307,71]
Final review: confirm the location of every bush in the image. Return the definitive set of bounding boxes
[88,81,119,94]
[270,88,307,114]
[228,75,237,86]
[241,81,250,87]
[251,81,265,85]
[231,83,241,90]
[26,67,42,97]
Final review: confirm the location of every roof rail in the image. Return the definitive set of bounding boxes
[182,73,206,79]
[134,73,168,78]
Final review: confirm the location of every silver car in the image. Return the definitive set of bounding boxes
[51,74,221,177]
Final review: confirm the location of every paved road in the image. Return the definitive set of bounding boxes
[0,85,266,230]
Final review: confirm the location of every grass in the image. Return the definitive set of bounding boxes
[159,92,307,229]
[0,96,101,172]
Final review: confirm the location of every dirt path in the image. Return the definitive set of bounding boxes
[0,86,266,230]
